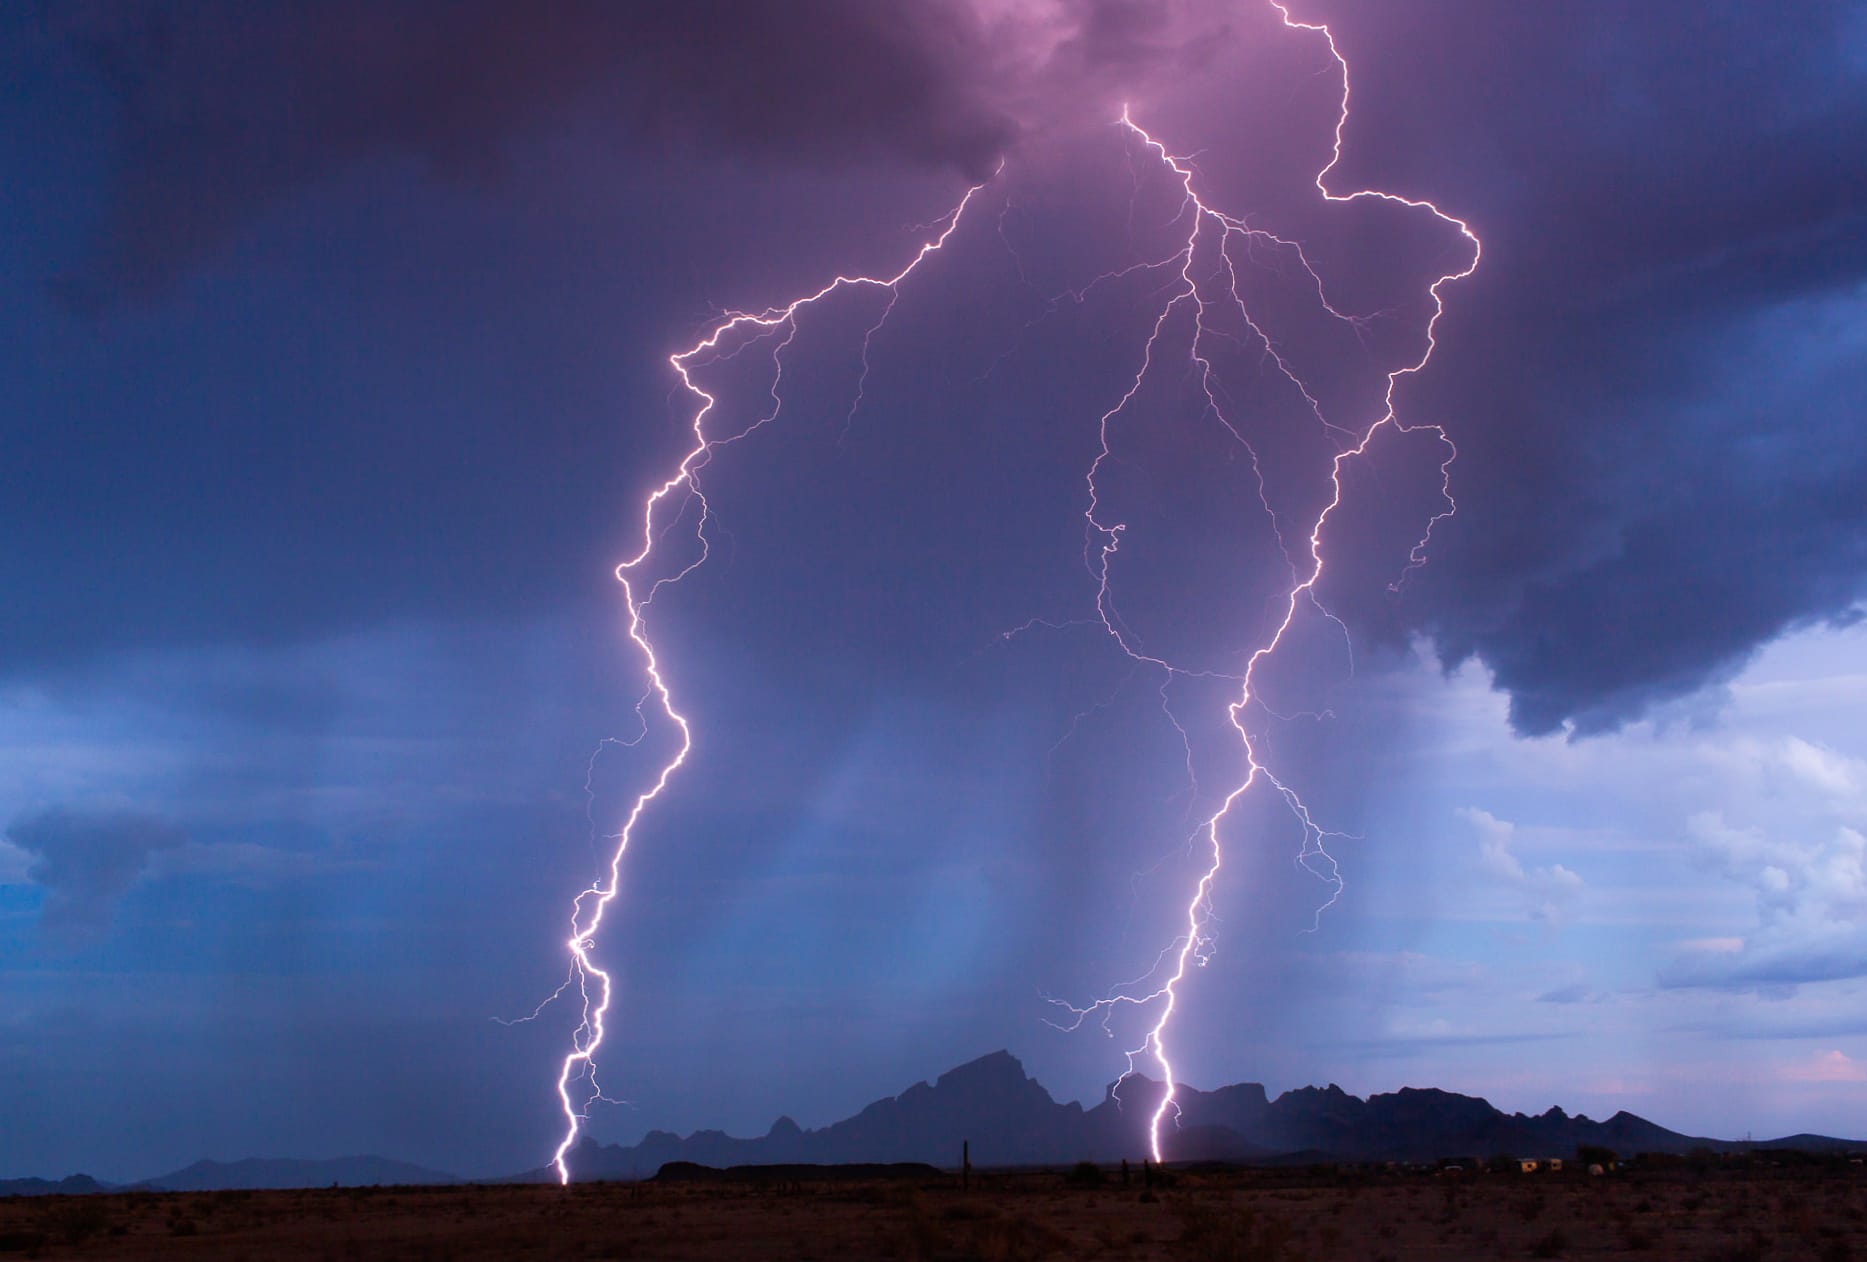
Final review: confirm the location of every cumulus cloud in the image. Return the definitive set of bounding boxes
[1692,812,1867,921]
[1777,737,1865,798]
[1467,805,1525,883]
[4,807,187,934]
[1660,737,1867,989]
[1460,806,1584,924]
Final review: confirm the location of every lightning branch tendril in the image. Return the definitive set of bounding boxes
[543,1,1476,1181]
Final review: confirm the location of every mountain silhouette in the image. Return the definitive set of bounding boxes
[135,1155,460,1191]
[559,1049,1860,1180]
[10,1052,1864,1194]
[0,1174,109,1198]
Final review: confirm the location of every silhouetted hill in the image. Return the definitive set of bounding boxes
[0,1174,109,1198]
[1753,1134,1864,1153]
[558,1050,1862,1179]
[137,1156,460,1191]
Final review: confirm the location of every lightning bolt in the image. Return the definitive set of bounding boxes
[1049,8,1480,1162]
[541,2,1475,1180]
[546,179,991,1183]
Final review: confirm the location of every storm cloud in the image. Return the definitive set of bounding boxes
[35,0,1866,734]
[55,0,1025,302]
[1308,0,1867,732]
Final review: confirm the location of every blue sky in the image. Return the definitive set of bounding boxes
[3,0,1864,1180]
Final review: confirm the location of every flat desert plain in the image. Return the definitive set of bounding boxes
[2,1164,1864,1259]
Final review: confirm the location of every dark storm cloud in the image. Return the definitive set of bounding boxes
[53,0,1252,306]
[55,0,1019,303]
[28,0,1867,735]
[1303,0,1867,733]
[2,0,1232,676]
[6,806,186,933]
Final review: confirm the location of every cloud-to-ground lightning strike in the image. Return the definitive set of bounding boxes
[1050,9,1480,1162]
[544,3,1475,1181]
[546,183,989,1183]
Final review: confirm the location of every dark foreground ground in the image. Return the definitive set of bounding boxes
[3,1163,1865,1260]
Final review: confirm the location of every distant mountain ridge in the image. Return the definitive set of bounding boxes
[557,1049,1866,1180]
[9,1050,1863,1194]
[0,1156,461,1198]
[0,1174,108,1198]
[136,1155,460,1192]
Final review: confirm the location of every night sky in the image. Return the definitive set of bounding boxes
[4,1,1866,1182]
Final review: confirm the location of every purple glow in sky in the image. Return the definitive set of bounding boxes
[0,0,1863,1182]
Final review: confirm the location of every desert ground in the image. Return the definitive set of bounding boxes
[2,1162,1863,1260]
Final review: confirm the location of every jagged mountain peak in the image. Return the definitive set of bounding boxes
[934,1049,1034,1092]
